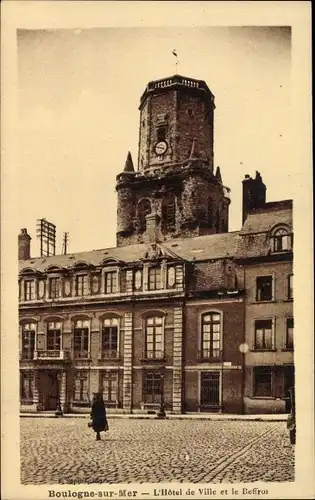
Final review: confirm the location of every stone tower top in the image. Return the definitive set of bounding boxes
[139,74,215,109]
[137,74,216,173]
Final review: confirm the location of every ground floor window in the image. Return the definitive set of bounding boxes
[143,372,162,404]
[200,371,220,406]
[20,371,35,402]
[73,371,89,402]
[101,371,118,404]
[253,367,272,396]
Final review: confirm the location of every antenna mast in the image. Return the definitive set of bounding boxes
[62,232,69,255]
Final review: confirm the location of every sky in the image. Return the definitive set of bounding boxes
[17,26,292,256]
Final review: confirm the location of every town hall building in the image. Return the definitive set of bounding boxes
[19,74,294,414]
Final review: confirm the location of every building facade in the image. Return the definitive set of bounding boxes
[19,74,293,414]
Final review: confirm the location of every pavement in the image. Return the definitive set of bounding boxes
[20,417,294,484]
[20,412,288,421]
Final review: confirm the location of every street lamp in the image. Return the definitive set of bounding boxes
[55,371,63,417]
[156,373,166,419]
[239,343,249,415]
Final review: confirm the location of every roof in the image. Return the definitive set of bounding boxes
[235,201,293,260]
[240,201,293,235]
[19,231,239,273]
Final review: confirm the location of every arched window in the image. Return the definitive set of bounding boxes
[161,194,175,230]
[200,313,221,360]
[272,227,291,252]
[138,199,151,232]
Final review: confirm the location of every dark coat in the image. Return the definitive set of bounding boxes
[90,398,108,432]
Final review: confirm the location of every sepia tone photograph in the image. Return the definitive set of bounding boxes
[1,2,313,500]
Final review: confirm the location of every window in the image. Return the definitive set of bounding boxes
[20,371,34,401]
[286,318,294,349]
[148,267,162,291]
[102,318,118,358]
[24,280,35,301]
[76,275,89,296]
[74,320,89,358]
[215,208,220,232]
[144,372,162,403]
[254,367,272,397]
[254,319,273,350]
[157,126,166,142]
[49,277,60,299]
[161,194,176,230]
[200,313,221,359]
[73,371,88,402]
[101,371,118,403]
[105,271,117,294]
[256,276,273,301]
[273,228,291,252]
[145,316,164,359]
[207,199,213,228]
[288,274,293,300]
[21,323,36,360]
[138,199,151,232]
[47,322,61,351]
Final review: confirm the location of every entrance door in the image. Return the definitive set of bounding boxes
[45,372,58,410]
[200,372,220,409]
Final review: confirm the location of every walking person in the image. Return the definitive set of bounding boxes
[90,392,108,441]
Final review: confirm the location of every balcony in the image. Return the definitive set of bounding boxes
[197,349,222,362]
[98,350,121,361]
[141,350,165,363]
[73,350,90,360]
[20,352,35,361]
[34,350,71,361]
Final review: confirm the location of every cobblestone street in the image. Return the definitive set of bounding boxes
[20,418,294,485]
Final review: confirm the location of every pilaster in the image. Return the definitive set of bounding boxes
[123,312,133,412]
[172,307,183,414]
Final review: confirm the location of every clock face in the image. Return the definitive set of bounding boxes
[155,141,168,155]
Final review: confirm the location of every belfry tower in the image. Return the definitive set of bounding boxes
[116,75,230,247]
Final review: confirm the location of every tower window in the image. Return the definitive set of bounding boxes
[161,194,176,231]
[207,199,213,228]
[157,126,167,142]
[186,108,194,117]
[138,199,151,232]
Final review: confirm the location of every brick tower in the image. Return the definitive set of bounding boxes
[116,75,230,247]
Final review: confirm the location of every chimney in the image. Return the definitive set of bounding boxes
[242,171,266,223]
[144,212,161,243]
[18,228,31,260]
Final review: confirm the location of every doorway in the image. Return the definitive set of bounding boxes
[200,371,220,408]
[39,371,59,410]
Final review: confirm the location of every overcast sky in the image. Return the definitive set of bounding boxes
[17,26,291,256]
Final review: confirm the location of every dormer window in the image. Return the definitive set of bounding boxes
[24,280,35,301]
[76,275,89,296]
[105,271,117,294]
[272,227,292,253]
[148,266,162,291]
[49,277,61,299]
